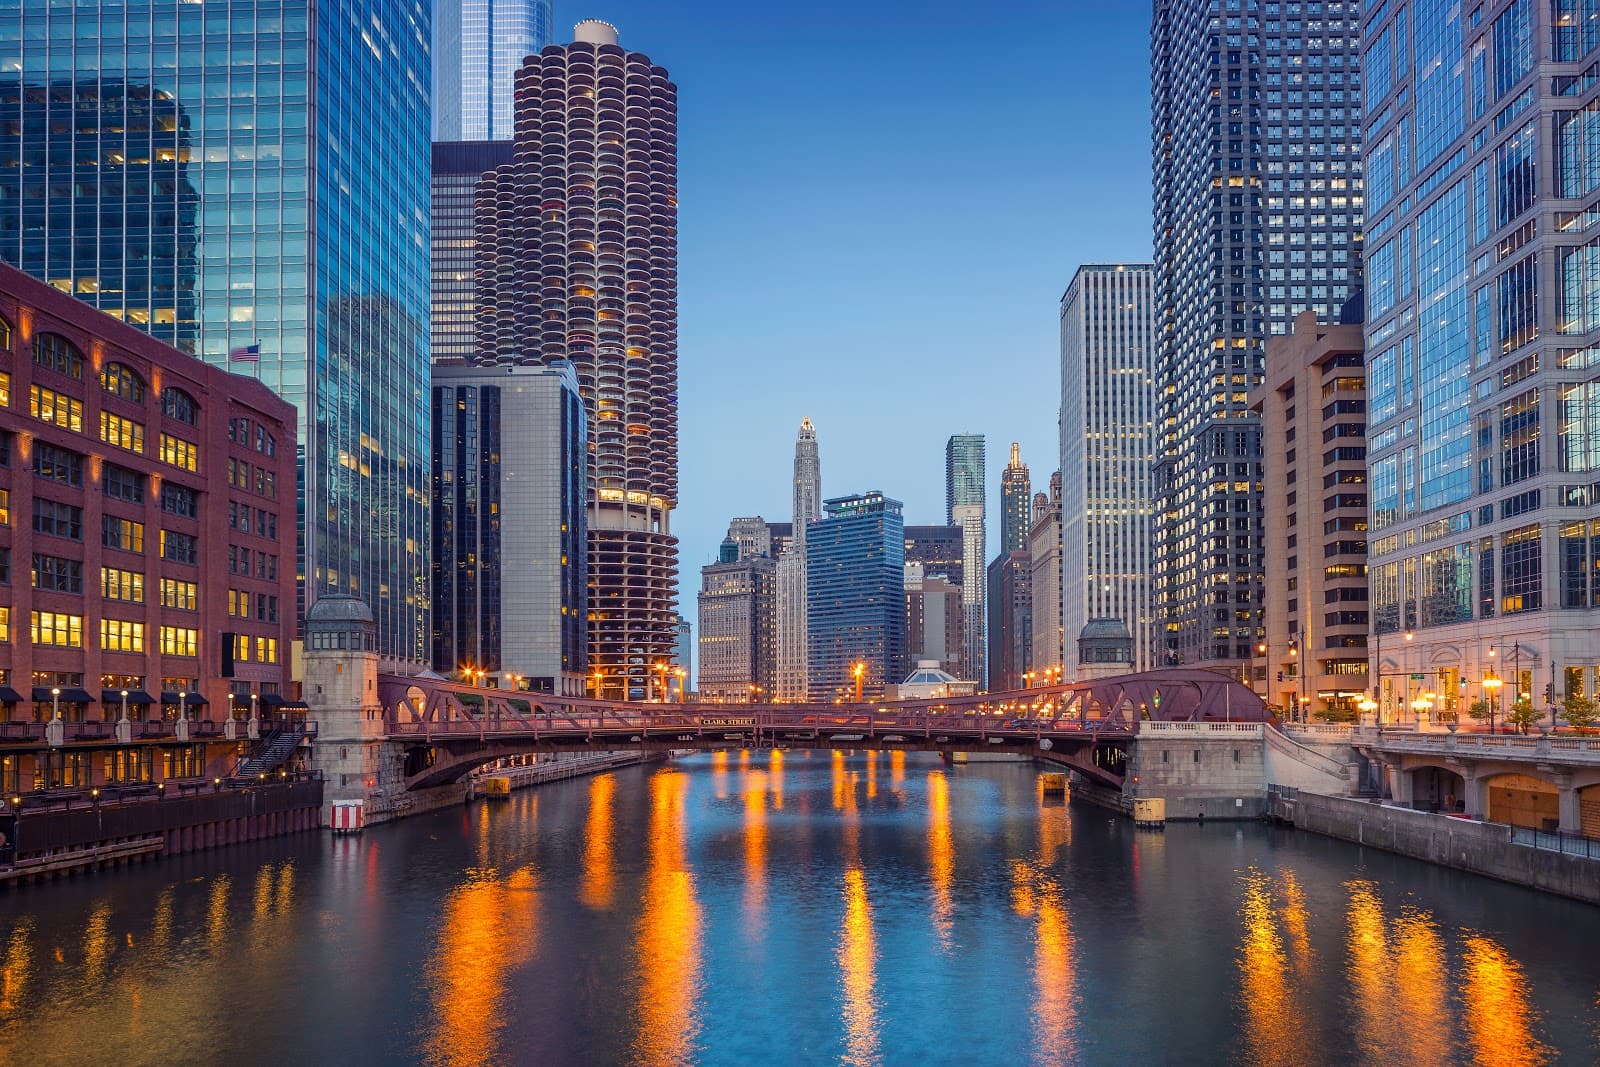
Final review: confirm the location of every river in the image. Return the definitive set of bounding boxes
[0,750,1596,1065]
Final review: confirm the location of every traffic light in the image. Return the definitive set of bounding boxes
[1545,682,1556,704]
[1277,671,1284,683]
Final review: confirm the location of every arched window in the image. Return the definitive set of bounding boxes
[99,361,147,403]
[33,332,85,379]
[0,313,12,350]
[160,386,199,425]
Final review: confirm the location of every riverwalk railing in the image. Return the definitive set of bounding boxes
[1510,826,1600,861]
[1351,727,1600,766]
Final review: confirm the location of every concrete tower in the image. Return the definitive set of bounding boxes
[776,418,822,701]
[474,21,680,700]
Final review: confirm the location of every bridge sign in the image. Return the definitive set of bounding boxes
[699,717,756,728]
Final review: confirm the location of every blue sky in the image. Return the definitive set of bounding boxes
[552,1,1155,607]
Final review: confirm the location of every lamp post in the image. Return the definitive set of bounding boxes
[654,662,668,703]
[675,667,687,702]
[1483,672,1503,734]
[119,689,129,723]
[1287,634,1303,723]
[50,687,61,722]
[852,661,866,704]
[178,690,187,723]
[1256,641,1268,699]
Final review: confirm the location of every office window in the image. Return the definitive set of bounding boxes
[159,434,198,472]
[159,482,199,518]
[33,499,83,541]
[99,411,146,454]
[0,370,10,407]
[29,385,83,432]
[160,578,198,612]
[100,618,146,653]
[32,443,83,487]
[159,626,199,657]
[103,463,146,503]
[31,611,83,648]
[1501,525,1543,613]
[32,333,84,379]
[161,388,199,426]
[99,363,146,403]
[160,529,198,565]
[102,567,146,604]
[102,515,145,553]
[31,554,82,594]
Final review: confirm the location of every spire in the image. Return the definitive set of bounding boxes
[1010,441,1021,467]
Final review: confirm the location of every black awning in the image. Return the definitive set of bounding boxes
[32,687,96,703]
[259,693,287,708]
[0,687,22,704]
[280,700,310,712]
[159,691,209,706]
[101,689,155,706]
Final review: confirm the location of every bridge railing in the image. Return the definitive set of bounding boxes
[1353,727,1600,765]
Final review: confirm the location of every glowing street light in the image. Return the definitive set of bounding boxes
[852,661,866,704]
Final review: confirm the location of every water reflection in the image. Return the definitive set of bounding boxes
[580,773,616,910]
[206,873,231,948]
[1013,799,1079,1065]
[889,749,905,794]
[838,867,881,1066]
[633,770,703,1066]
[81,902,113,984]
[712,750,729,799]
[1345,879,1392,1063]
[1462,934,1549,1067]
[0,919,32,1014]
[1392,910,1449,1065]
[769,748,785,809]
[422,865,540,1067]
[1237,869,1313,1067]
[927,770,954,949]
[744,768,769,933]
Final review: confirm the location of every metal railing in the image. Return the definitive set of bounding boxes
[1510,826,1600,860]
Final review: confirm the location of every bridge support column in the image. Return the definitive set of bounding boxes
[1383,761,1411,806]
[1459,765,1485,819]
[301,598,398,825]
[1553,772,1581,833]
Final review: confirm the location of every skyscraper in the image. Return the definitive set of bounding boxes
[432,362,588,693]
[1150,1,1363,669]
[432,141,514,367]
[999,443,1032,555]
[433,0,552,140]
[1363,3,1600,716]
[1060,263,1158,673]
[474,20,679,700]
[1029,475,1063,675]
[775,418,821,702]
[0,2,435,664]
[698,519,777,703]
[987,550,1032,691]
[807,492,906,702]
[945,434,987,686]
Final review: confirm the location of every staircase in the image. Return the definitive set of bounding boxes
[232,727,307,781]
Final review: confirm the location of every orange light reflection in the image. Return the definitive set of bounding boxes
[927,771,954,949]
[838,868,881,1067]
[580,773,616,910]
[632,770,703,1066]
[1462,934,1549,1067]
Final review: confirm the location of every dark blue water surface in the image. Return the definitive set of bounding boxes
[0,750,1597,1066]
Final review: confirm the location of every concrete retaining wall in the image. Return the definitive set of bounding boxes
[1294,791,1600,906]
[1130,732,1266,820]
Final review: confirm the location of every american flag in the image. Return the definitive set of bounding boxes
[229,343,260,363]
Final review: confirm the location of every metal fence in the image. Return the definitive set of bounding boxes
[1510,825,1600,860]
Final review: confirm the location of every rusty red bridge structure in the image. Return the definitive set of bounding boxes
[375,669,1269,792]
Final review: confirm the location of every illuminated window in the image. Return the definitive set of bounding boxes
[31,611,83,648]
[0,488,8,526]
[102,516,144,553]
[99,362,146,403]
[0,370,10,407]
[0,607,8,642]
[160,578,197,611]
[100,618,146,653]
[30,385,83,432]
[159,626,198,657]
[100,411,146,453]
[102,567,146,604]
[159,434,198,472]
[258,637,278,664]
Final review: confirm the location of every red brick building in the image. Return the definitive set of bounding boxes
[0,264,297,793]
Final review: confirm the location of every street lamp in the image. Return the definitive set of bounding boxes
[852,661,866,704]
[1358,697,1377,724]
[1023,670,1036,690]
[50,687,61,722]
[674,667,687,702]
[654,662,668,703]
[119,689,129,723]
[1483,672,1503,734]
[1256,641,1268,699]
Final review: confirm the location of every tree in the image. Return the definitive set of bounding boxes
[1561,693,1600,733]
[1506,696,1541,735]
[1466,698,1492,726]
[1315,704,1358,724]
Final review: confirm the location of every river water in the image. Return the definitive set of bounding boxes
[0,751,1597,1066]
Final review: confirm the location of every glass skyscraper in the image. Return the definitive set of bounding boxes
[1150,0,1363,669]
[1364,1,1600,712]
[945,434,986,687]
[433,0,551,140]
[806,492,906,702]
[0,3,434,664]
[432,140,513,367]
